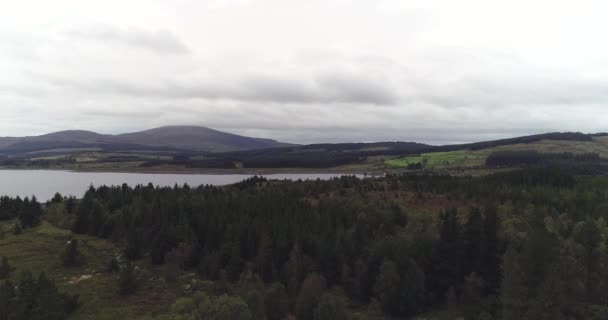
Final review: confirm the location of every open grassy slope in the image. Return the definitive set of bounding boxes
[0,220,186,320]
[385,151,486,169]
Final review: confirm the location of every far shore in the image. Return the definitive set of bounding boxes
[0,165,375,176]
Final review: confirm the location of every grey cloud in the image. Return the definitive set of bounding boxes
[34,61,608,110]
[36,71,400,105]
[413,77,608,108]
[66,25,189,54]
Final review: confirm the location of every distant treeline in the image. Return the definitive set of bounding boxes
[0,131,596,169]
[0,196,43,227]
[138,132,595,169]
[486,150,601,167]
[436,131,592,152]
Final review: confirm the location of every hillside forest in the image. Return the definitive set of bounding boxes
[1,168,608,319]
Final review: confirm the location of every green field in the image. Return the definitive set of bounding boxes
[386,150,487,169]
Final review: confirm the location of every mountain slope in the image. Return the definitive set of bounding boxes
[0,126,293,155]
[115,126,292,152]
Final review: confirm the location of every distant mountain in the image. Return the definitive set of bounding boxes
[0,126,294,156]
[114,126,292,152]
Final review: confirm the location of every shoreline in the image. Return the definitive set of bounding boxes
[0,165,373,176]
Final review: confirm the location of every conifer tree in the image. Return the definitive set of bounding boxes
[501,247,527,320]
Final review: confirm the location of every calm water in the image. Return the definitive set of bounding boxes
[0,170,356,200]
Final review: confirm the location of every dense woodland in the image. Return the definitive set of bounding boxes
[485,151,602,167]
[2,167,608,319]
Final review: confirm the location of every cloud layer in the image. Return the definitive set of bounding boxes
[1,0,608,144]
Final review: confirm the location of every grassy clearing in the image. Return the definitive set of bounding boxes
[0,220,187,320]
[386,151,487,169]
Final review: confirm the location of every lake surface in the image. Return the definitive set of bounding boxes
[0,170,356,200]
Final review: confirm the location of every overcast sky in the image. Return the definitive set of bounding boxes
[1,0,608,144]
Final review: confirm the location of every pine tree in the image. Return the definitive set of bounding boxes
[313,293,349,320]
[481,206,501,293]
[61,239,81,267]
[295,274,326,320]
[285,242,303,302]
[398,258,426,316]
[264,283,289,320]
[0,257,14,279]
[373,259,401,315]
[244,289,266,320]
[0,280,15,320]
[464,208,485,275]
[119,263,138,295]
[501,246,527,320]
[13,222,22,235]
[32,273,65,320]
[431,209,465,299]
[526,264,565,320]
[226,242,243,281]
[573,219,602,303]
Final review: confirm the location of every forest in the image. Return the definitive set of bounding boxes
[1,167,608,319]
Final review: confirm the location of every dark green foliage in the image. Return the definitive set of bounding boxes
[313,292,349,320]
[0,280,14,320]
[374,259,400,315]
[295,274,326,320]
[374,258,426,317]
[118,263,138,296]
[0,271,78,320]
[51,193,63,204]
[65,197,76,214]
[105,256,120,273]
[41,168,608,318]
[430,209,465,300]
[501,247,527,320]
[0,257,15,280]
[486,150,600,167]
[201,294,252,320]
[264,283,289,320]
[244,289,266,320]
[17,196,42,229]
[12,222,22,235]
[0,196,23,221]
[61,238,82,267]
[573,219,603,303]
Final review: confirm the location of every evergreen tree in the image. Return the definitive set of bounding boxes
[431,209,465,299]
[501,247,527,320]
[295,274,326,320]
[124,229,143,261]
[481,206,501,293]
[31,273,66,320]
[0,280,15,320]
[51,193,63,204]
[61,239,81,267]
[400,258,426,316]
[119,263,138,296]
[264,283,289,320]
[244,289,266,320]
[373,259,401,315]
[573,219,602,303]
[0,257,14,280]
[13,222,22,235]
[526,264,565,320]
[464,208,485,275]
[226,242,243,281]
[313,293,349,320]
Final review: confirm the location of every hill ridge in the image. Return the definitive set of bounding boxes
[0,125,294,154]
